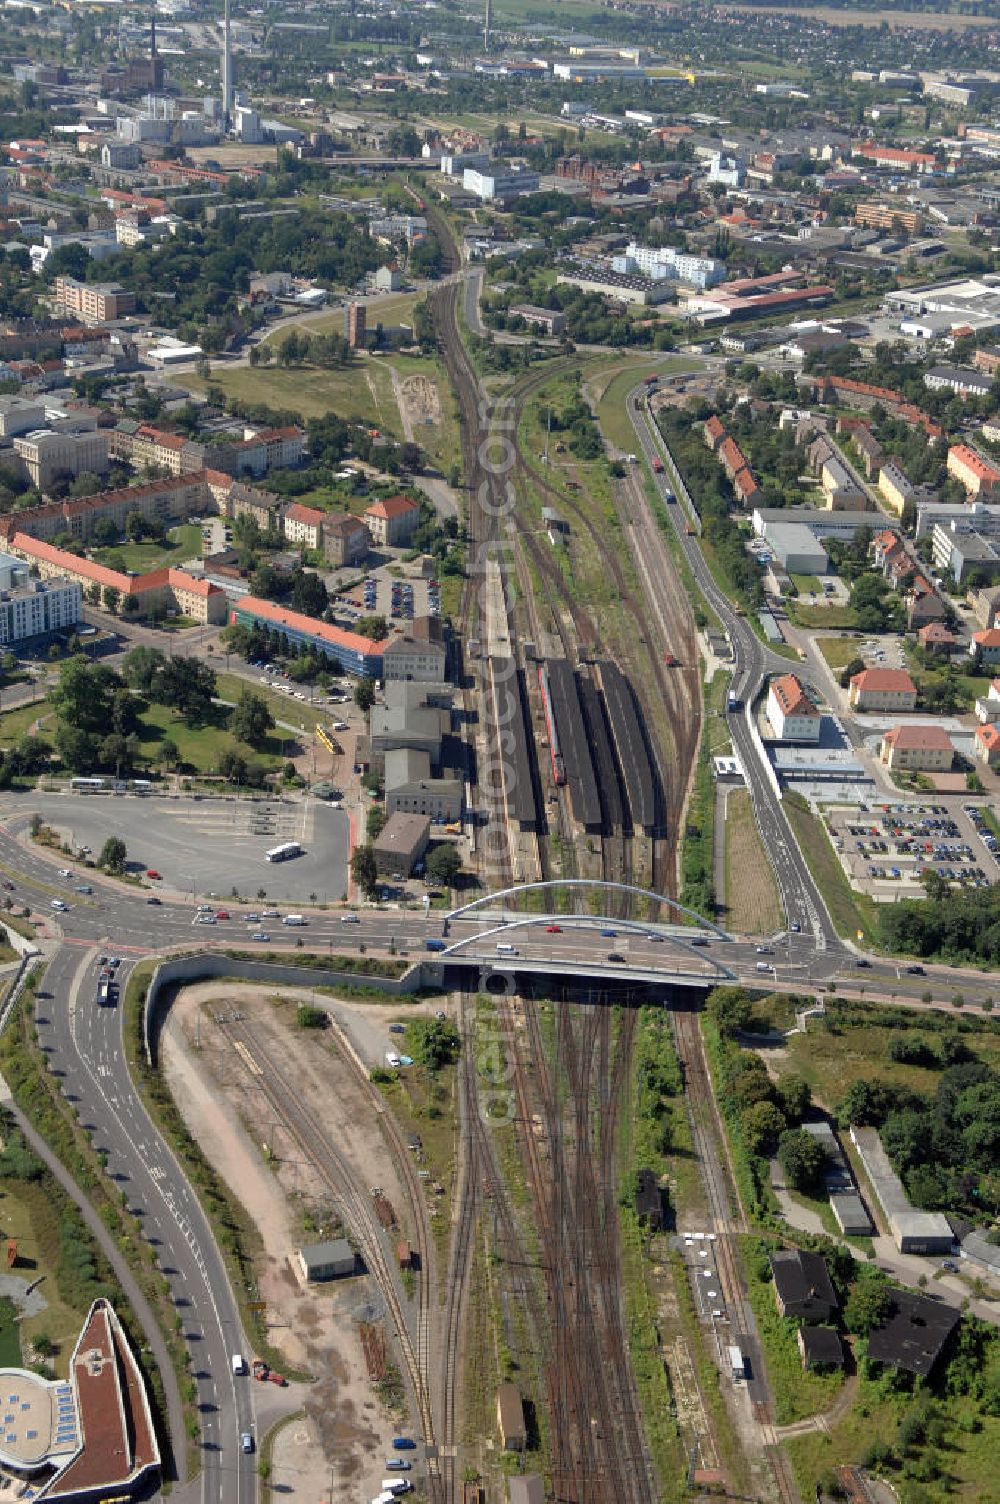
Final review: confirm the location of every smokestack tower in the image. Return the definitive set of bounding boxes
[221,0,233,128]
[484,0,491,51]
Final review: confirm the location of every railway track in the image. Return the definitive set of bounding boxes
[215,1015,443,1490]
[505,362,700,903]
[672,1008,801,1504]
[511,994,658,1504]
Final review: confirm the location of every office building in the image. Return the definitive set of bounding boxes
[52,277,136,325]
[767,674,822,742]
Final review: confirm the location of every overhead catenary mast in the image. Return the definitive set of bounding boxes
[484,0,491,52]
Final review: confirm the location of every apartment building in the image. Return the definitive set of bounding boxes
[364,494,420,547]
[0,552,80,643]
[821,455,866,509]
[849,667,918,712]
[855,201,924,234]
[283,503,325,550]
[932,518,1000,584]
[880,724,954,773]
[947,444,1000,499]
[766,674,822,742]
[9,534,226,623]
[13,428,110,491]
[0,472,224,546]
[878,461,916,517]
[52,276,136,325]
[322,512,370,567]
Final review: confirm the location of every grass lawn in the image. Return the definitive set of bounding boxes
[788,601,859,630]
[785,1380,1000,1504]
[780,997,1000,1113]
[0,1180,89,1372]
[367,350,462,478]
[783,793,879,944]
[0,701,52,749]
[265,291,421,344]
[136,699,284,775]
[213,670,334,734]
[91,523,204,575]
[183,363,386,429]
[723,787,783,935]
[815,636,862,671]
[589,354,704,455]
[789,573,826,599]
[0,1298,19,1368]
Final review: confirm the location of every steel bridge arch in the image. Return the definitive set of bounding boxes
[437,913,737,980]
[443,879,730,939]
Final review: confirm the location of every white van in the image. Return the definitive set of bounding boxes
[231,1353,247,1375]
[755,961,772,974]
[496,942,517,956]
[283,914,307,926]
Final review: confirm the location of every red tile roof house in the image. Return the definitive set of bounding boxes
[880,723,954,773]
[363,494,420,547]
[703,414,726,452]
[975,722,1000,766]
[848,667,918,712]
[971,628,1000,667]
[917,621,958,654]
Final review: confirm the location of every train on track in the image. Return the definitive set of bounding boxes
[537,663,566,785]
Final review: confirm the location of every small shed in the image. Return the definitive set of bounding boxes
[397,1240,414,1270]
[635,1168,666,1231]
[297,1238,356,1282]
[497,1382,526,1451]
[798,1326,844,1370]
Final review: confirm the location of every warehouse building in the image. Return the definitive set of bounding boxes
[763,522,829,574]
[296,1239,357,1282]
[850,1126,954,1254]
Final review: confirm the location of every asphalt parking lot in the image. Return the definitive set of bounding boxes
[36,792,350,902]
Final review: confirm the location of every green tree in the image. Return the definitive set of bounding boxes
[124,509,146,542]
[91,517,119,547]
[776,1073,811,1122]
[777,1128,827,1193]
[122,646,165,694]
[426,844,461,884]
[229,691,274,747]
[354,677,377,716]
[404,1016,460,1071]
[350,843,378,897]
[98,836,127,874]
[155,658,217,723]
[740,1100,786,1156]
[707,986,753,1037]
[158,737,180,769]
[102,585,120,615]
[844,1270,892,1336]
[218,748,248,784]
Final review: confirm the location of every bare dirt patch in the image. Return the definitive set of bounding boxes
[160,983,426,1502]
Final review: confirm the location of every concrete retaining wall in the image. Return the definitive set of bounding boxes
[142,951,425,1066]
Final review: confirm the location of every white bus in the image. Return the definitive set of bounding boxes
[265,842,302,863]
[70,776,106,793]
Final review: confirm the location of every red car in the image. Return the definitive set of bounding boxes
[215,910,230,920]
[146,869,161,879]
[545,924,562,933]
